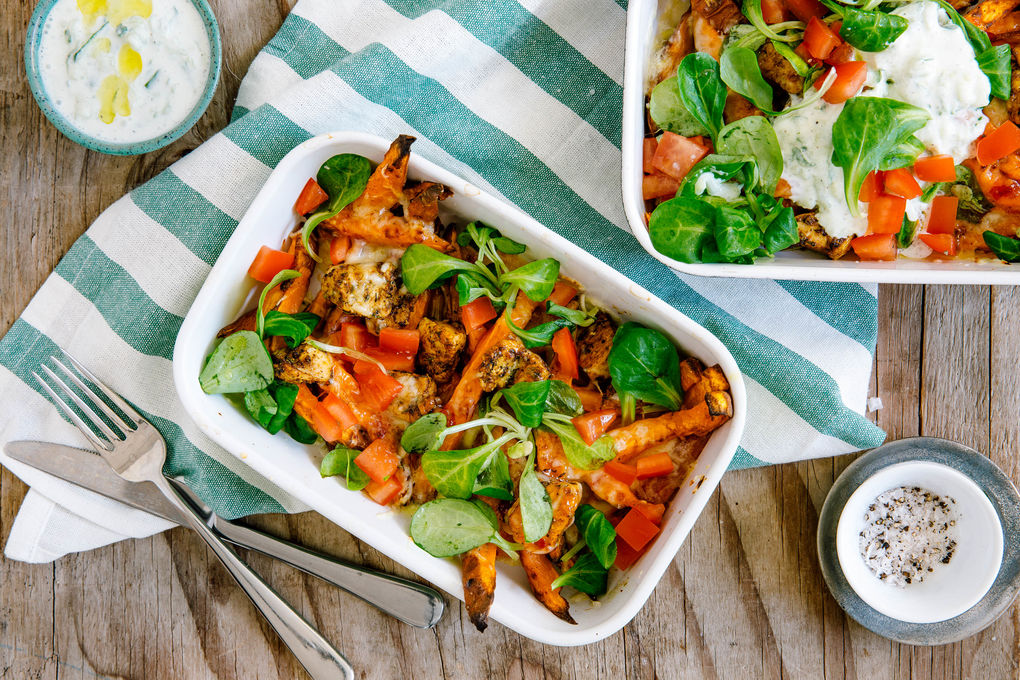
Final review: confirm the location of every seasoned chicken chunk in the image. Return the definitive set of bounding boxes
[274,342,333,384]
[321,261,401,320]
[796,212,852,260]
[757,41,804,95]
[418,318,467,383]
[476,333,547,392]
[387,371,442,419]
[577,312,615,381]
[513,351,551,384]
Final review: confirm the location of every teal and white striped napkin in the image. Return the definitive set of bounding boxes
[0,0,885,563]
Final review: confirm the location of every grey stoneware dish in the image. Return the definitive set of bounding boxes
[817,437,1020,645]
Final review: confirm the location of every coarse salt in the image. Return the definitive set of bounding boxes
[859,486,958,588]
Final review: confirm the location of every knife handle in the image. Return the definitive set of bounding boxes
[214,519,445,629]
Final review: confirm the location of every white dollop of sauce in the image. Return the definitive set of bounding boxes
[774,0,990,241]
[694,172,744,201]
[38,0,211,144]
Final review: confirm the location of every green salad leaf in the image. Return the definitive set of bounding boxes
[550,552,609,597]
[574,505,617,569]
[608,322,684,420]
[409,498,518,558]
[648,76,710,136]
[677,53,728,140]
[199,330,273,394]
[320,445,371,491]
[300,153,373,258]
[720,46,775,113]
[983,232,1020,262]
[519,452,553,543]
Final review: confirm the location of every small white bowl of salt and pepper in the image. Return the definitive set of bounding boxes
[835,460,1004,624]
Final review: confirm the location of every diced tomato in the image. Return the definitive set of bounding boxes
[551,328,579,381]
[643,172,680,200]
[546,281,578,307]
[795,42,821,67]
[633,502,665,525]
[574,386,603,412]
[353,361,404,411]
[918,233,957,255]
[635,453,675,479]
[604,459,637,485]
[642,138,657,174]
[829,20,842,34]
[321,393,358,431]
[913,155,956,183]
[379,328,420,354]
[858,170,885,202]
[571,409,619,446]
[926,195,959,234]
[762,0,789,23]
[775,178,792,199]
[340,322,372,352]
[294,385,344,443]
[651,132,710,181]
[851,234,897,261]
[824,41,855,65]
[785,0,827,22]
[329,236,351,265]
[977,121,1020,165]
[883,168,922,199]
[615,508,660,551]
[868,195,907,234]
[461,296,497,332]
[362,347,416,372]
[294,178,328,215]
[247,246,295,284]
[815,61,867,104]
[614,538,644,570]
[355,439,400,484]
[365,476,404,506]
[804,17,841,60]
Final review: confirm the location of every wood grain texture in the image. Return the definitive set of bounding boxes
[2,2,1020,679]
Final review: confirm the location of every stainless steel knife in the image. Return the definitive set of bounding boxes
[4,440,444,628]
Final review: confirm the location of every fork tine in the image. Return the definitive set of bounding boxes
[40,365,123,444]
[59,350,143,426]
[50,357,133,433]
[33,372,113,452]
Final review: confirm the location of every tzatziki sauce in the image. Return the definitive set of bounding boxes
[773,0,989,241]
[38,0,211,144]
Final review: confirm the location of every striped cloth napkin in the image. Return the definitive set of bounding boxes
[0,0,886,563]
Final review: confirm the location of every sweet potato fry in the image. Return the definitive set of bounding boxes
[681,365,731,410]
[441,294,539,449]
[964,0,1020,29]
[519,550,576,624]
[611,393,733,462]
[217,308,256,337]
[462,543,497,632]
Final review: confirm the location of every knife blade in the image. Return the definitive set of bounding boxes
[3,440,445,628]
[5,440,186,522]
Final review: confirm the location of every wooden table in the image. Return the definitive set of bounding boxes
[3,2,1019,678]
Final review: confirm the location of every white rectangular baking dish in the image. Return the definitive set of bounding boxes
[622,0,1020,285]
[173,131,746,645]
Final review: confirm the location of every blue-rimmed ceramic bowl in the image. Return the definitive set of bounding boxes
[24,0,221,156]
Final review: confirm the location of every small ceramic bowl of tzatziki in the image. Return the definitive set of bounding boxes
[25,0,221,155]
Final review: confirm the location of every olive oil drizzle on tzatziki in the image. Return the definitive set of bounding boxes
[38,0,211,144]
[773,1,990,243]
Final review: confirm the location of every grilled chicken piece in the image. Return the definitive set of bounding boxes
[386,372,442,420]
[758,41,804,95]
[274,342,333,384]
[577,312,615,381]
[513,351,551,384]
[796,212,853,260]
[418,318,467,383]
[1009,46,1020,126]
[321,261,401,320]
[692,0,742,33]
[476,334,548,392]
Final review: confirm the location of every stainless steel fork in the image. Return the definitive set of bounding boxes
[35,354,355,680]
